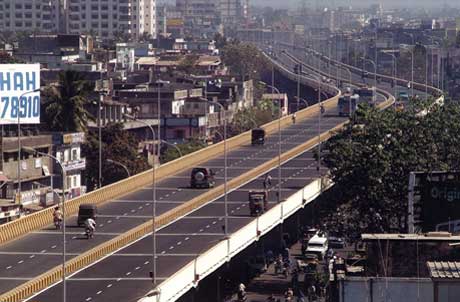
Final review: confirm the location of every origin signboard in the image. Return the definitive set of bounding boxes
[0,64,41,125]
[408,171,460,233]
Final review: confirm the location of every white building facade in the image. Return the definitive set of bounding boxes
[0,0,156,40]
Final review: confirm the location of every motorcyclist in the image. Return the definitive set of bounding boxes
[84,217,96,238]
[53,206,63,229]
[292,113,296,124]
[263,174,272,190]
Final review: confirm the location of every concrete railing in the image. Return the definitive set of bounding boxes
[0,86,340,246]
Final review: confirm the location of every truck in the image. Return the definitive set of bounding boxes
[355,86,375,105]
[248,191,267,216]
[338,94,360,116]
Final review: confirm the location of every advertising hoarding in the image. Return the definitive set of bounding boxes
[0,64,40,125]
[409,171,460,233]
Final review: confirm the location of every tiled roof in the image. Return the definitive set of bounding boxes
[427,261,460,279]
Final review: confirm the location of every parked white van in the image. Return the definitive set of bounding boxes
[306,235,328,260]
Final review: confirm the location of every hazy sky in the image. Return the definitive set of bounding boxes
[251,0,453,9]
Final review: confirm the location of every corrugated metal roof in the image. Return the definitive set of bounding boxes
[427,261,460,279]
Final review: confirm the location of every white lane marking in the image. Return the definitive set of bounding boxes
[99,224,104,227]
[212,221,217,225]
[85,298,92,301]
[161,251,166,254]
[205,225,210,228]
[131,210,136,213]
[126,272,132,276]
[165,194,170,198]
[185,237,190,241]
[116,278,121,282]
[144,261,150,265]
[107,284,113,288]
[171,191,176,194]
[96,291,103,295]
[108,220,112,223]
[29,255,35,259]
[169,246,174,250]
[218,217,223,221]
[51,245,57,249]
[40,250,46,253]
[139,206,143,209]
[135,266,141,270]
[199,229,204,232]
[177,241,182,245]
[18,260,24,264]
[236,207,241,210]
[123,213,128,216]
[6,266,12,270]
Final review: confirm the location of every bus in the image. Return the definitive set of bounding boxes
[355,86,376,105]
[398,91,410,102]
[338,94,359,116]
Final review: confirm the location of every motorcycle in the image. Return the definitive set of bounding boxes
[85,227,94,239]
[54,218,62,230]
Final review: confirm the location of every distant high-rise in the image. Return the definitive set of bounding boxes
[66,0,157,40]
[0,0,156,40]
[176,0,220,38]
[0,0,62,33]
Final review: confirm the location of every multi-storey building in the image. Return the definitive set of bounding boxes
[66,0,156,40]
[176,0,220,38]
[219,0,243,27]
[0,0,61,33]
[0,0,156,41]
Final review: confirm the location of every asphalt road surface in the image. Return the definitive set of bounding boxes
[0,106,349,302]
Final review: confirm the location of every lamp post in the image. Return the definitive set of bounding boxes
[22,146,67,302]
[17,88,41,204]
[161,140,183,158]
[383,52,398,103]
[403,33,415,96]
[123,114,157,285]
[208,101,228,237]
[259,81,282,203]
[361,57,377,104]
[106,159,130,177]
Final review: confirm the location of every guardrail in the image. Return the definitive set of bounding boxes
[0,85,340,246]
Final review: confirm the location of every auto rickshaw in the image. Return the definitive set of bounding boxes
[249,191,267,216]
[251,128,265,146]
[77,204,98,226]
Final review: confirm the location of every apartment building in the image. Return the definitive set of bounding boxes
[219,0,243,27]
[0,0,156,41]
[66,0,156,40]
[176,0,220,38]
[0,0,61,33]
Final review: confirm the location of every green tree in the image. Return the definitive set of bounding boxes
[41,70,94,132]
[82,123,149,191]
[160,139,207,163]
[319,101,460,239]
[178,54,200,74]
[221,41,271,81]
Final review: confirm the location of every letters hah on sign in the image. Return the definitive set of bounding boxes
[0,64,41,125]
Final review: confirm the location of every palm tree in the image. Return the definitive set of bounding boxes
[42,70,94,132]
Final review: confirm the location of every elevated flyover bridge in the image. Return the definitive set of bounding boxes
[0,40,441,302]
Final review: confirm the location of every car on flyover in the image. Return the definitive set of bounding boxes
[190,167,216,189]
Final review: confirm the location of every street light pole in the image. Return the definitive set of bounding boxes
[384,52,398,104]
[260,82,282,203]
[161,140,183,158]
[361,57,377,104]
[22,147,67,302]
[98,92,102,189]
[208,101,228,236]
[17,88,41,204]
[123,114,157,286]
[106,159,130,177]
